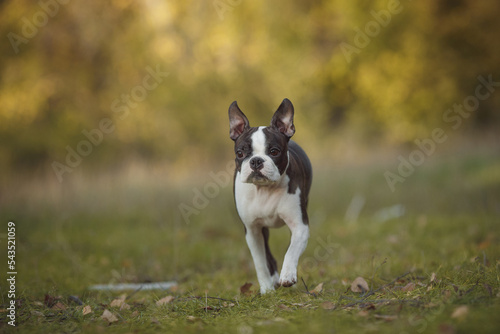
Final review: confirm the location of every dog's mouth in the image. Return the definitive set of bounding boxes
[246,172,274,185]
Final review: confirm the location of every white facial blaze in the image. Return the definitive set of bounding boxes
[250,126,267,155]
[240,127,281,184]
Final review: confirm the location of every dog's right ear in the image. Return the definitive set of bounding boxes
[229,101,250,141]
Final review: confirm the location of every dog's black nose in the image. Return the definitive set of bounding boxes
[250,157,265,171]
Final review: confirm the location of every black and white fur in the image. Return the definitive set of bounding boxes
[229,98,312,294]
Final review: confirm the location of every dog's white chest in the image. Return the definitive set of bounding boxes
[234,172,301,228]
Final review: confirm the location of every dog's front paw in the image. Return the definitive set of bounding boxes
[259,272,281,294]
[260,286,275,294]
[279,269,297,287]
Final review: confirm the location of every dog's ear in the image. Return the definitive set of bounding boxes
[229,101,250,141]
[271,98,295,139]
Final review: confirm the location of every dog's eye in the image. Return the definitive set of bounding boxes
[270,148,280,157]
[236,150,245,159]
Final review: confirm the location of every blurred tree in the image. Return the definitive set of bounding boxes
[0,0,498,178]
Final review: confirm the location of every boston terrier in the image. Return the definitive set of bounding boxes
[228,98,312,294]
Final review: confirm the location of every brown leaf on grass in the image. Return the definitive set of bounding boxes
[82,305,92,316]
[101,309,119,323]
[321,301,336,310]
[351,277,369,293]
[110,295,131,310]
[240,282,253,296]
[451,305,469,320]
[44,294,59,308]
[310,282,324,295]
[278,304,290,311]
[156,295,175,306]
[402,282,416,292]
[430,272,437,283]
[110,295,126,308]
[51,302,67,311]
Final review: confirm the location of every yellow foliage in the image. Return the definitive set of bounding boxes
[0,0,499,172]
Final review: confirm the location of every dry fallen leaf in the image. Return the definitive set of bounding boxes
[278,304,290,311]
[321,301,336,310]
[101,309,119,323]
[82,305,92,316]
[451,305,469,320]
[430,272,437,283]
[44,294,58,308]
[402,282,416,292]
[240,282,253,296]
[110,295,126,308]
[351,277,369,293]
[110,295,131,310]
[310,282,324,295]
[51,302,67,311]
[156,295,175,306]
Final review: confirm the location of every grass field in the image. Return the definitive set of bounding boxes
[1,140,499,333]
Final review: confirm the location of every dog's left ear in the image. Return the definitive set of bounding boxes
[271,98,295,139]
[229,101,250,141]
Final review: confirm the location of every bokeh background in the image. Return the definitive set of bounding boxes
[1,0,499,181]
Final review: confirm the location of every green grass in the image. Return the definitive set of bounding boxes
[1,146,499,333]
